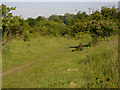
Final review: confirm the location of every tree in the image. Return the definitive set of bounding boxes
[87,19,118,45]
[36,16,44,21]
[1,4,30,45]
[48,15,63,23]
[26,18,36,27]
[101,6,118,20]
[1,4,16,18]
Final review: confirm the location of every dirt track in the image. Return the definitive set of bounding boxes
[1,56,48,77]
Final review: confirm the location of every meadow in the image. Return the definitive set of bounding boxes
[2,34,119,88]
[1,4,119,88]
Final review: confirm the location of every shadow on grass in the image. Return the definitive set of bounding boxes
[70,43,91,52]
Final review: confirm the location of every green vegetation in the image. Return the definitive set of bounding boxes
[1,4,119,45]
[1,4,119,88]
[2,35,118,88]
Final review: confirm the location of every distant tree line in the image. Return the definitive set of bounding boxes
[0,4,119,45]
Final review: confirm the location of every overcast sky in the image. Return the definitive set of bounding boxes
[1,0,119,19]
[1,0,120,2]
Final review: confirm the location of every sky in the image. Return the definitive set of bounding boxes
[1,0,119,19]
[1,0,120,2]
[2,2,118,19]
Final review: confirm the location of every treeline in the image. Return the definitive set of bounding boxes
[1,4,119,45]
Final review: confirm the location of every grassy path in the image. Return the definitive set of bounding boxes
[1,56,48,77]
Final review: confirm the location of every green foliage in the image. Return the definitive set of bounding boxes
[1,4,119,46]
[71,22,88,34]
[1,4,16,18]
[48,15,63,23]
[1,4,30,45]
[90,10,104,20]
[88,19,118,37]
[38,20,67,36]
[26,18,37,28]
[75,11,89,20]
[2,16,30,39]
[87,19,118,45]
[26,16,45,28]
[101,6,118,20]
[36,16,45,21]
